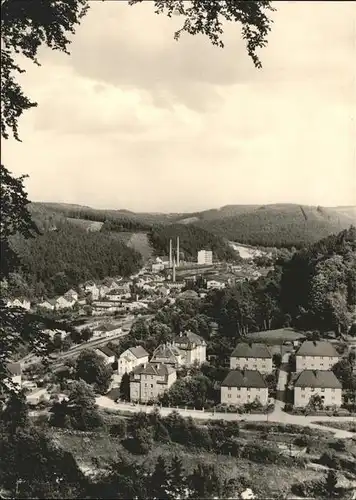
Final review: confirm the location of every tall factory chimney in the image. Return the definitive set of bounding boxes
[169,239,173,267]
[176,236,180,267]
[172,257,176,282]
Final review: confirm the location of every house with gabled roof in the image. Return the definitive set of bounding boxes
[130,362,177,402]
[95,345,116,365]
[150,343,183,368]
[3,362,22,391]
[83,282,100,300]
[37,298,57,311]
[118,345,149,378]
[296,340,339,372]
[221,369,268,406]
[173,330,207,366]
[293,370,342,407]
[230,343,273,374]
[64,289,78,302]
[6,298,31,310]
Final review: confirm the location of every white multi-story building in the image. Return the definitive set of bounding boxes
[221,370,268,406]
[197,250,213,265]
[130,362,177,402]
[173,331,207,366]
[293,370,342,407]
[296,341,339,372]
[230,343,273,374]
[118,346,149,378]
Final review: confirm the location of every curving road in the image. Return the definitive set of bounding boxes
[95,396,356,439]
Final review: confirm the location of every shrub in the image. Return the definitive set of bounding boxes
[109,420,127,438]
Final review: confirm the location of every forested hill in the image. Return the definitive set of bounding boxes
[197,226,356,338]
[192,204,355,248]
[29,201,356,250]
[6,222,142,299]
[279,225,356,332]
[148,224,239,262]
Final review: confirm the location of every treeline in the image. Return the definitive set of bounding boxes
[101,219,151,233]
[29,202,182,226]
[148,224,239,262]
[6,222,142,298]
[196,205,350,248]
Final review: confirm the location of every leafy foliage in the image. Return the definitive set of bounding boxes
[49,380,104,431]
[0,395,85,499]
[130,0,274,69]
[74,349,113,394]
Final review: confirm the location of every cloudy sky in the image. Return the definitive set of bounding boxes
[3,1,356,212]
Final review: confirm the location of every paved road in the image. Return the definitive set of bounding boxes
[96,396,356,439]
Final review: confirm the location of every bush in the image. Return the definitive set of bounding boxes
[319,451,341,469]
[109,420,127,438]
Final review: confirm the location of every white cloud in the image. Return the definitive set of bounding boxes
[2,0,356,211]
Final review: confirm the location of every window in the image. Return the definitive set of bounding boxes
[247,388,251,392]
[311,388,315,392]
[321,388,325,392]
[331,389,335,393]
[302,394,305,398]
[150,384,153,388]
[144,383,147,387]
[301,387,305,391]
[228,387,232,391]
[228,394,231,399]
[332,396,335,401]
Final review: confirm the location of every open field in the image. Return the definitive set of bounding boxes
[67,218,103,231]
[127,232,153,260]
[245,328,306,345]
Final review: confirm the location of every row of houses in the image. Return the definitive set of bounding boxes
[221,340,343,408]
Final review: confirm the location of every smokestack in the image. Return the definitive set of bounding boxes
[173,257,176,282]
[169,239,173,267]
[177,236,180,267]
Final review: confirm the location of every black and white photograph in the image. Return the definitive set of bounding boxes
[1,1,356,499]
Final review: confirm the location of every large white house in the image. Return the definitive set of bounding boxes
[221,370,268,406]
[296,341,339,372]
[130,362,177,402]
[118,346,149,377]
[293,370,342,408]
[173,331,207,366]
[230,343,273,374]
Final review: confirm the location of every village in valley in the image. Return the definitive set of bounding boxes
[2,1,356,496]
